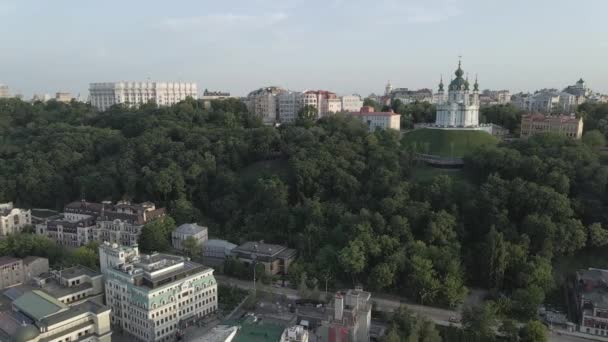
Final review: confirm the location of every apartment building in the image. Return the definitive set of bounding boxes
[0,256,49,290]
[31,265,104,306]
[0,85,10,98]
[576,268,608,337]
[99,242,218,342]
[55,92,73,103]
[246,86,286,124]
[341,95,364,112]
[0,202,31,236]
[277,91,303,123]
[303,90,342,118]
[520,113,583,139]
[89,81,198,111]
[320,287,372,342]
[349,106,401,131]
[37,200,166,247]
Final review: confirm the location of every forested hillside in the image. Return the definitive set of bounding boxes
[2,98,608,327]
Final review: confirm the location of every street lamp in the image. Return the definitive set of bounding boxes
[251,253,257,297]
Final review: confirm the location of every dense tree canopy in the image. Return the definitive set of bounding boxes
[1,97,606,318]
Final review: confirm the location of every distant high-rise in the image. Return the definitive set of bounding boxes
[89,81,198,111]
[0,84,10,99]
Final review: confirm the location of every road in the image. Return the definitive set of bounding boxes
[215,275,596,342]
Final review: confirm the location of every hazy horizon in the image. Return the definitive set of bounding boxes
[1,0,607,98]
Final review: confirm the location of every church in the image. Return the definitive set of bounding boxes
[434,60,480,128]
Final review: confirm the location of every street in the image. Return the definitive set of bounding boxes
[215,275,600,342]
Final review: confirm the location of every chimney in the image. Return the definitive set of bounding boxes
[334,293,344,321]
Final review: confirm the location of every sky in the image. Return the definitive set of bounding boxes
[1,0,607,98]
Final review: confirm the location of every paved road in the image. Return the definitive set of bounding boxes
[215,275,595,342]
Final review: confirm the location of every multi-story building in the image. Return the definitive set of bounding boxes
[349,106,401,131]
[99,242,217,342]
[0,84,10,98]
[0,290,112,342]
[479,90,511,106]
[201,239,236,269]
[30,265,104,306]
[55,92,73,103]
[303,90,342,118]
[280,325,309,342]
[172,223,208,251]
[0,256,49,290]
[36,215,96,247]
[231,241,296,276]
[245,86,286,124]
[520,113,583,139]
[0,202,31,236]
[277,91,303,123]
[0,257,25,290]
[320,287,372,342]
[391,88,434,104]
[200,89,235,109]
[38,200,165,247]
[512,89,584,113]
[31,93,52,102]
[340,95,363,113]
[89,81,198,111]
[576,268,608,336]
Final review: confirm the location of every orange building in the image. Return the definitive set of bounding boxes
[520,113,583,139]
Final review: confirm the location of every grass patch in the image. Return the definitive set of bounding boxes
[403,128,497,158]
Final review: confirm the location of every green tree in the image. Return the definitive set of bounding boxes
[462,302,498,340]
[182,236,201,258]
[520,320,548,342]
[297,105,318,124]
[70,246,98,269]
[500,319,520,342]
[582,130,606,148]
[589,222,608,247]
[138,217,176,252]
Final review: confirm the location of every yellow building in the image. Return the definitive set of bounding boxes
[520,113,583,139]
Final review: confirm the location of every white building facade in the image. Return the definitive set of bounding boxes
[245,87,286,124]
[0,202,32,236]
[89,82,198,111]
[349,106,401,131]
[435,61,480,128]
[341,95,364,112]
[99,243,218,342]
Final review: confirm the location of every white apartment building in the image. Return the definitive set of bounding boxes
[89,81,198,111]
[0,202,32,236]
[349,106,401,131]
[0,85,9,98]
[246,86,286,124]
[99,243,218,342]
[303,90,341,118]
[277,91,303,123]
[341,95,364,112]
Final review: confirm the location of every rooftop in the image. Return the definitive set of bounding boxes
[523,113,580,123]
[174,223,207,235]
[0,256,20,267]
[12,291,68,321]
[232,241,291,258]
[59,265,100,279]
[22,257,47,266]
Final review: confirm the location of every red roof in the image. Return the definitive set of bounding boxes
[349,106,398,117]
[523,113,579,124]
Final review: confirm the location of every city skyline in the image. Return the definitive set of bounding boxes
[1,0,607,97]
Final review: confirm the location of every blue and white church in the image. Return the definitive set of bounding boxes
[434,60,481,128]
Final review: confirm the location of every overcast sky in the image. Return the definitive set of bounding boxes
[1,0,607,98]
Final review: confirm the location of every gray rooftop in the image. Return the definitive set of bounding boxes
[59,265,100,279]
[174,223,207,235]
[233,241,291,257]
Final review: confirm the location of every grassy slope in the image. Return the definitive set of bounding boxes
[403,128,498,158]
